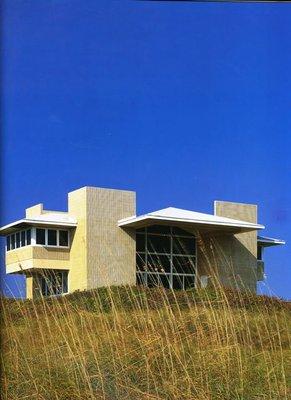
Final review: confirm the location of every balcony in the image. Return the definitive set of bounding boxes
[6,246,70,274]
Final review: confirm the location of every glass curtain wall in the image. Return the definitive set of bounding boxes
[136,225,196,290]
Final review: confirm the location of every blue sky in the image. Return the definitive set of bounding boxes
[1,0,290,299]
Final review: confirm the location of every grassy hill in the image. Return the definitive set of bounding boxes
[1,286,291,400]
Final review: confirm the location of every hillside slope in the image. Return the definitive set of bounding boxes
[1,286,291,400]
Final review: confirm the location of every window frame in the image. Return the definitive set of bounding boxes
[136,225,197,290]
[6,227,70,252]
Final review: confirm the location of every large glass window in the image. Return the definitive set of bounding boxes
[136,225,196,290]
[40,271,68,296]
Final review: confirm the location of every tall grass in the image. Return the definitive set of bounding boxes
[1,284,291,400]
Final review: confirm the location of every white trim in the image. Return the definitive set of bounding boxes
[0,218,77,235]
[118,213,265,230]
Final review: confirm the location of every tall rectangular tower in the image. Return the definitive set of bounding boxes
[68,187,136,291]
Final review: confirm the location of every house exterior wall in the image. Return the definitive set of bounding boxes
[6,247,70,273]
[197,201,258,292]
[86,187,136,289]
[68,186,136,292]
[68,187,88,292]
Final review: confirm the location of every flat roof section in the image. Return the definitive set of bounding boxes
[0,214,77,235]
[258,235,286,247]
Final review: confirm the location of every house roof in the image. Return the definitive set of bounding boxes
[257,235,286,247]
[0,214,77,235]
[118,207,264,233]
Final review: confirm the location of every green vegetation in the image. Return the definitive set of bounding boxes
[1,286,291,400]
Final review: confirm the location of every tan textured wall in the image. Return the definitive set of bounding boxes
[6,247,70,274]
[86,187,136,289]
[68,187,88,292]
[197,201,258,292]
[26,204,43,218]
[26,275,33,299]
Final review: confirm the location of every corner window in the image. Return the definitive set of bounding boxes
[48,229,57,246]
[6,236,10,251]
[36,228,46,245]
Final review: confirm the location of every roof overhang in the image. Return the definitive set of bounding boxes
[258,235,285,247]
[118,207,264,234]
[0,218,77,235]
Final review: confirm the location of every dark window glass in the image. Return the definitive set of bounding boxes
[173,236,196,255]
[147,234,171,254]
[257,245,262,261]
[59,230,69,246]
[41,271,68,296]
[11,234,15,250]
[62,271,68,293]
[172,227,193,237]
[136,233,145,252]
[26,229,31,245]
[173,256,196,275]
[48,230,57,246]
[147,254,171,273]
[16,232,20,248]
[159,273,171,289]
[172,275,183,290]
[147,273,160,288]
[184,275,195,290]
[6,236,10,251]
[21,231,26,247]
[136,272,147,286]
[147,225,171,235]
[136,253,146,271]
[36,228,46,245]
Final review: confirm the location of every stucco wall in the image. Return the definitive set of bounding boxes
[197,201,258,292]
[68,187,88,292]
[86,187,136,289]
[6,247,70,274]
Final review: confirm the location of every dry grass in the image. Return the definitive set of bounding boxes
[1,285,291,400]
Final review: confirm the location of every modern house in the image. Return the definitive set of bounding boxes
[0,186,285,299]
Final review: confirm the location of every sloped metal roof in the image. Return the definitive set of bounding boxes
[118,207,264,232]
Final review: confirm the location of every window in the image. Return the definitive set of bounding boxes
[136,225,196,290]
[11,234,15,250]
[48,229,57,246]
[26,229,31,245]
[6,236,10,251]
[59,230,69,247]
[40,271,68,296]
[16,232,20,248]
[36,228,46,245]
[21,231,26,247]
[6,227,69,251]
[7,230,31,251]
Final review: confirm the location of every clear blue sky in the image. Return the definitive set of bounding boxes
[1,0,290,299]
